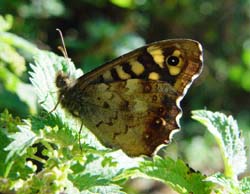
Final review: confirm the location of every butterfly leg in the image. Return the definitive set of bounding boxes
[79,121,84,151]
[48,98,61,114]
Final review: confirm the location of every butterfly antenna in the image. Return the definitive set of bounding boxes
[55,29,83,151]
[56,28,69,59]
[49,29,69,114]
[56,28,72,73]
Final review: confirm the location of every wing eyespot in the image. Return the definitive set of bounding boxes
[167,56,180,66]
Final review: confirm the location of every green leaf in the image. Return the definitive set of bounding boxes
[136,156,212,194]
[241,70,250,91]
[192,110,246,179]
[0,110,22,177]
[0,31,38,57]
[83,185,125,194]
[4,120,38,162]
[240,177,250,193]
[0,65,37,114]
[242,48,250,67]
[0,15,13,32]
[0,31,37,113]
[29,51,108,151]
[70,152,139,192]
[28,50,140,194]
[109,0,134,8]
[29,51,81,115]
[0,42,26,76]
[228,64,244,82]
[0,111,37,181]
[206,173,243,194]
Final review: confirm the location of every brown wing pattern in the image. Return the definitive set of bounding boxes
[57,39,203,156]
[76,39,203,90]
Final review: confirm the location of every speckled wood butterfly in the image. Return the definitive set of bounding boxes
[56,39,203,157]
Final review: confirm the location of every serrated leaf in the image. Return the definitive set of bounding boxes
[0,123,11,177]
[206,173,244,194]
[29,51,110,151]
[0,110,25,178]
[4,120,38,162]
[70,152,139,192]
[31,114,76,146]
[137,156,212,194]
[82,185,125,194]
[28,50,140,193]
[240,177,250,193]
[29,51,81,114]
[192,110,247,178]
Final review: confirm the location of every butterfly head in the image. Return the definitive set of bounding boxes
[56,71,71,89]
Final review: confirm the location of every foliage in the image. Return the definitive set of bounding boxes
[0,42,249,193]
[0,15,38,116]
[1,0,250,193]
[192,110,249,194]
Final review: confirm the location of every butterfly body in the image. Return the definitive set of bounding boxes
[56,39,203,156]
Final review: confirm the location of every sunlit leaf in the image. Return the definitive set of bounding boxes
[110,0,134,8]
[70,152,139,192]
[241,70,250,91]
[4,120,38,162]
[206,173,242,194]
[240,177,250,193]
[0,15,13,32]
[229,64,243,82]
[29,51,81,114]
[242,48,250,68]
[192,110,247,178]
[136,156,212,194]
[83,185,125,194]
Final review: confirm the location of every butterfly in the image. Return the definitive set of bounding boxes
[55,39,203,157]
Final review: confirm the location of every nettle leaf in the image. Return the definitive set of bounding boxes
[240,177,250,193]
[136,156,212,194]
[206,173,243,194]
[0,110,20,177]
[28,50,140,193]
[2,118,38,182]
[192,110,246,178]
[29,51,109,150]
[29,51,81,115]
[84,185,125,194]
[70,151,139,192]
[0,110,28,180]
[4,119,39,162]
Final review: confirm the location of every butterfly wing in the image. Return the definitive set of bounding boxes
[77,39,203,91]
[60,39,203,156]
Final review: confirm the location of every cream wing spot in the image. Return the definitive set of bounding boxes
[115,65,131,80]
[168,66,181,76]
[172,50,181,57]
[148,72,160,80]
[147,46,164,68]
[153,55,164,67]
[103,70,113,82]
[129,60,144,76]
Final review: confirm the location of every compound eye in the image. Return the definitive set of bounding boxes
[56,72,69,88]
